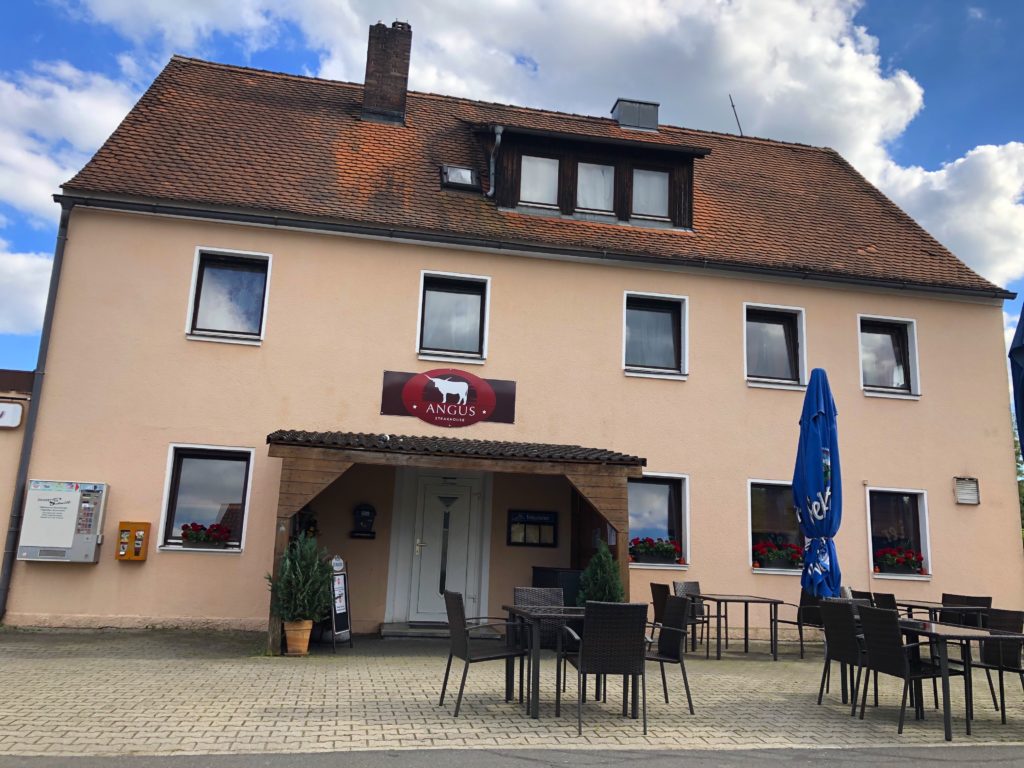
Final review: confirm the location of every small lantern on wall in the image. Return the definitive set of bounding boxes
[351,503,377,539]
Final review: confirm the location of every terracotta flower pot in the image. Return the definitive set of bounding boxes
[283,619,313,656]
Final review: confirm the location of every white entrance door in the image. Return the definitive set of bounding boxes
[410,476,484,622]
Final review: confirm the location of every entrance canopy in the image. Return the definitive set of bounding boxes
[265,430,645,649]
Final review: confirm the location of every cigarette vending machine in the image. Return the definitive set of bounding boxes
[17,480,108,563]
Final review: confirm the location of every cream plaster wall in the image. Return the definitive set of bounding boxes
[5,207,1022,629]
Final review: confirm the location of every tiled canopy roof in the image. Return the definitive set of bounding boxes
[266,430,645,467]
[64,56,1006,297]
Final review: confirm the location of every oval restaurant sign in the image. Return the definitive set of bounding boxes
[381,369,516,427]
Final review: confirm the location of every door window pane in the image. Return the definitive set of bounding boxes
[747,309,800,381]
[632,169,669,218]
[576,162,614,211]
[421,276,486,356]
[192,255,268,337]
[165,449,250,547]
[626,296,681,371]
[869,491,923,554]
[861,320,911,390]
[520,155,559,206]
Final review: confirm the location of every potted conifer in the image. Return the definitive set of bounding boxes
[576,541,626,604]
[266,532,332,656]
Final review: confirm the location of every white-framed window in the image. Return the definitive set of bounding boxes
[748,480,803,574]
[744,303,807,387]
[623,291,688,378]
[519,155,559,208]
[417,271,490,362]
[158,444,254,552]
[628,473,689,568]
[858,314,920,398]
[866,487,930,579]
[186,247,271,345]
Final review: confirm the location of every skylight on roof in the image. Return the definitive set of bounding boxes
[441,165,478,190]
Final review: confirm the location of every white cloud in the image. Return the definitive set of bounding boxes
[0,242,52,334]
[0,61,138,221]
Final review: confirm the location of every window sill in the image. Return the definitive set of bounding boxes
[746,379,805,391]
[159,545,243,555]
[863,389,920,401]
[186,333,262,347]
[417,353,486,366]
[624,370,687,381]
[751,568,802,576]
[629,562,689,571]
[872,572,931,582]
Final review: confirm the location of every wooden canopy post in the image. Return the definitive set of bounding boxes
[565,466,639,596]
[266,452,353,654]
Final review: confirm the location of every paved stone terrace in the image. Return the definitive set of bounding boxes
[1,628,1022,757]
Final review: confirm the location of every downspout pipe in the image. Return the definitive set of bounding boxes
[486,125,504,198]
[0,200,73,622]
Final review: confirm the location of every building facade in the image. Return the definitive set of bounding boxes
[1,23,1021,638]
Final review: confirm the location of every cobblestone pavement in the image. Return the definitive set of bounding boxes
[1,628,1022,757]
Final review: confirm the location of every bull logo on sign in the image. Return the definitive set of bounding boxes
[427,376,469,405]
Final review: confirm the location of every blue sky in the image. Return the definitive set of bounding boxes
[0,0,1022,371]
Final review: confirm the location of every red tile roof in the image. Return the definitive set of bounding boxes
[64,56,1006,297]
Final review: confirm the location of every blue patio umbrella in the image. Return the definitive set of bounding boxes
[792,368,842,598]
[1010,304,1024,447]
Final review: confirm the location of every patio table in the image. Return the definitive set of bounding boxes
[697,594,782,661]
[896,599,988,626]
[898,618,1024,741]
[503,604,585,719]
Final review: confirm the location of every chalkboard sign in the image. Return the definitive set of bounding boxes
[330,564,354,651]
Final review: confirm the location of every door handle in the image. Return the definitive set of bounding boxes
[415,539,428,555]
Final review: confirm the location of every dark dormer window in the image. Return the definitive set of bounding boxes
[576,162,614,213]
[631,169,669,219]
[519,155,559,207]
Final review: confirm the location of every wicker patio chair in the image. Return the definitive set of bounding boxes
[857,605,968,734]
[650,582,669,628]
[939,593,992,627]
[439,591,527,717]
[976,608,1024,724]
[818,599,874,715]
[673,580,721,654]
[513,586,565,703]
[645,594,695,713]
[776,589,823,658]
[556,602,650,735]
[850,589,873,604]
[872,592,898,611]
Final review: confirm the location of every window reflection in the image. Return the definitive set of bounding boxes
[628,479,680,543]
[166,451,249,546]
[626,298,681,371]
[747,310,799,381]
[193,257,267,336]
[861,321,910,390]
[421,277,485,355]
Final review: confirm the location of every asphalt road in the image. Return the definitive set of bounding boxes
[2,746,1023,768]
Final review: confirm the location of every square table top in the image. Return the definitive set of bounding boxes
[503,604,585,620]
[899,619,1024,641]
[697,594,783,605]
[896,599,990,611]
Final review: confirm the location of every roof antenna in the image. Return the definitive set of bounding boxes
[729,94,744,137]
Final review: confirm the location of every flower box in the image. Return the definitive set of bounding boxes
[180,540,227,550]
[876,563,920,575]
[632,553,678,565]
[755,556,800,570]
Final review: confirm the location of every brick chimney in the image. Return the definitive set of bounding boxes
[362,21,412,124]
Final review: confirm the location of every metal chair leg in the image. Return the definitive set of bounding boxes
[897,679,909,734]
[859,668,870,720]
[621,675,628,717]
[641,668,648,736]
[439,653,453,705]
[453,660,470,717]
[555,654,562,718]
[850,664,863,717]
[660,661,669,703]
[999,669,1007,725]
[679,659,694,715]
[577,668,583,736]
[817,656,829,705]
[986,668,999,710]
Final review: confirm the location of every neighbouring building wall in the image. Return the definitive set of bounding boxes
[0,394,29,568]
[5,207,1021,629]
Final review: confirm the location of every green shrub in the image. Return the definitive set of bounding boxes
[266,532,332,622]
[576,541,625,605]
